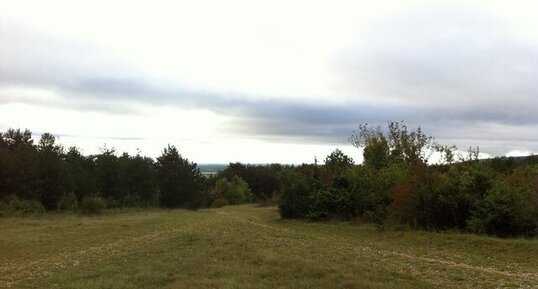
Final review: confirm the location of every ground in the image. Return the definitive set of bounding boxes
[1,205,537,289]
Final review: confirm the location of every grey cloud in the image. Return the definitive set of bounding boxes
[2,15,538,156]
[337,7,538,118]
[0,24,225,111]
[0,25,121,87]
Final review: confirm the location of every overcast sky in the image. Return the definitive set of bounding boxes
[1,0,537,163]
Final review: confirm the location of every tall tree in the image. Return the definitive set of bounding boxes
[350,121,435,169]
[156,145,204,208]
[0,129,39,200]
[322,149,354,190]
[36,133,66,209]
[94,146,120,201]
[64,146,98,200]
[118,152,159,206]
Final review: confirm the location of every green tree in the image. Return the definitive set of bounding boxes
[468,166,538,237]
[278,168,316,219]
[57,191,79,211]
[94,146,120,203]
[118,152,159,206]
[323,149,354,189]
[219,163,283,202]
[64,146,98,201]
[210,175,251,207]
[0,129,39,200]
[350,121,435,169]
[350,124,389,170]
[156,145,204,209]
[36,133,67,210]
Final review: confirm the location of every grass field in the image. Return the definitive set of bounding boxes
[1,205,537,289]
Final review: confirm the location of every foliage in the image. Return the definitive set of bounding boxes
[219,163,284,202]
[64,146,98,201]
[94,146,120,201]
[0,195,46,217]
[210,175,252,207]
[322,149,354,189]
[156,145,205,209]
[210,196,228,208]
[118,152,160,207]
[349,121,435,168]
[36,133,67,210]
[0,128,207,214]
[390,163,447,230]
[2,125,538,237]
[278,150,355,220]
[57,191,79,211]
[0,129,40,201]
[278,167,317,219]
[279,122,538,237]
[80,195,106,215]
[468,166,538,237]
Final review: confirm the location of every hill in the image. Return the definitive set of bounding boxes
[1,205,537,288]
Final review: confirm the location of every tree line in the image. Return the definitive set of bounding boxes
[0,128,251,215]
[278,122,538,237]
[2,124,538,237]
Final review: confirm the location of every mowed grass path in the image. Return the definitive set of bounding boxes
[1,205,537,289]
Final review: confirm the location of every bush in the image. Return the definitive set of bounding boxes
[278,168,317,219]
[0,196,45,217]
[468,168,538,237]
[80,195,106,215]
[346,164,406,225]
[210,175,251,206]
[157,145,206,209]
[57,191,78,211]
[305,188,352,220]
[390,164,448,230]
[211,196,228,208]
[218,163,284,202]
[276,122,538,237]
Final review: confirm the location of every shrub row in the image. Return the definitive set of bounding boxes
[278,123,538,237]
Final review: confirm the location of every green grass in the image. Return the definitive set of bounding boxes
[1,205,537,289]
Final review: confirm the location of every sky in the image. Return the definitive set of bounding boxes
[1,0,538,164]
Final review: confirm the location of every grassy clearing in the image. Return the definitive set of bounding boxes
[1,205,537,289]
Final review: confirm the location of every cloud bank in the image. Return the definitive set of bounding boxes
[1,1,538,160]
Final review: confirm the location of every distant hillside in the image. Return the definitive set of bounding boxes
[197,163,284,173]
[479,155,537,163]
[197,164,228,173]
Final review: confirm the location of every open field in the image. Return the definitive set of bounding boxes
[1,205,537,289]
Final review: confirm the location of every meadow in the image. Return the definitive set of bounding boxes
[1,205,537,289]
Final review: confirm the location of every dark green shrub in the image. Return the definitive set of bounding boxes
[80,195,106,215]
[57,191,78,211]
[390,164,449,230]
[210,175,251,206]
[468,167,538,237]
[304,189,331,220]
[218,163,284,202]
[211,196,228,208]
[305,188,352,220]
[346,166,374,218]
[347,164,406,224]
[0,196,45,217]
[278,169,316,219]
[156,145,205,209]
[228,175,252,204]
